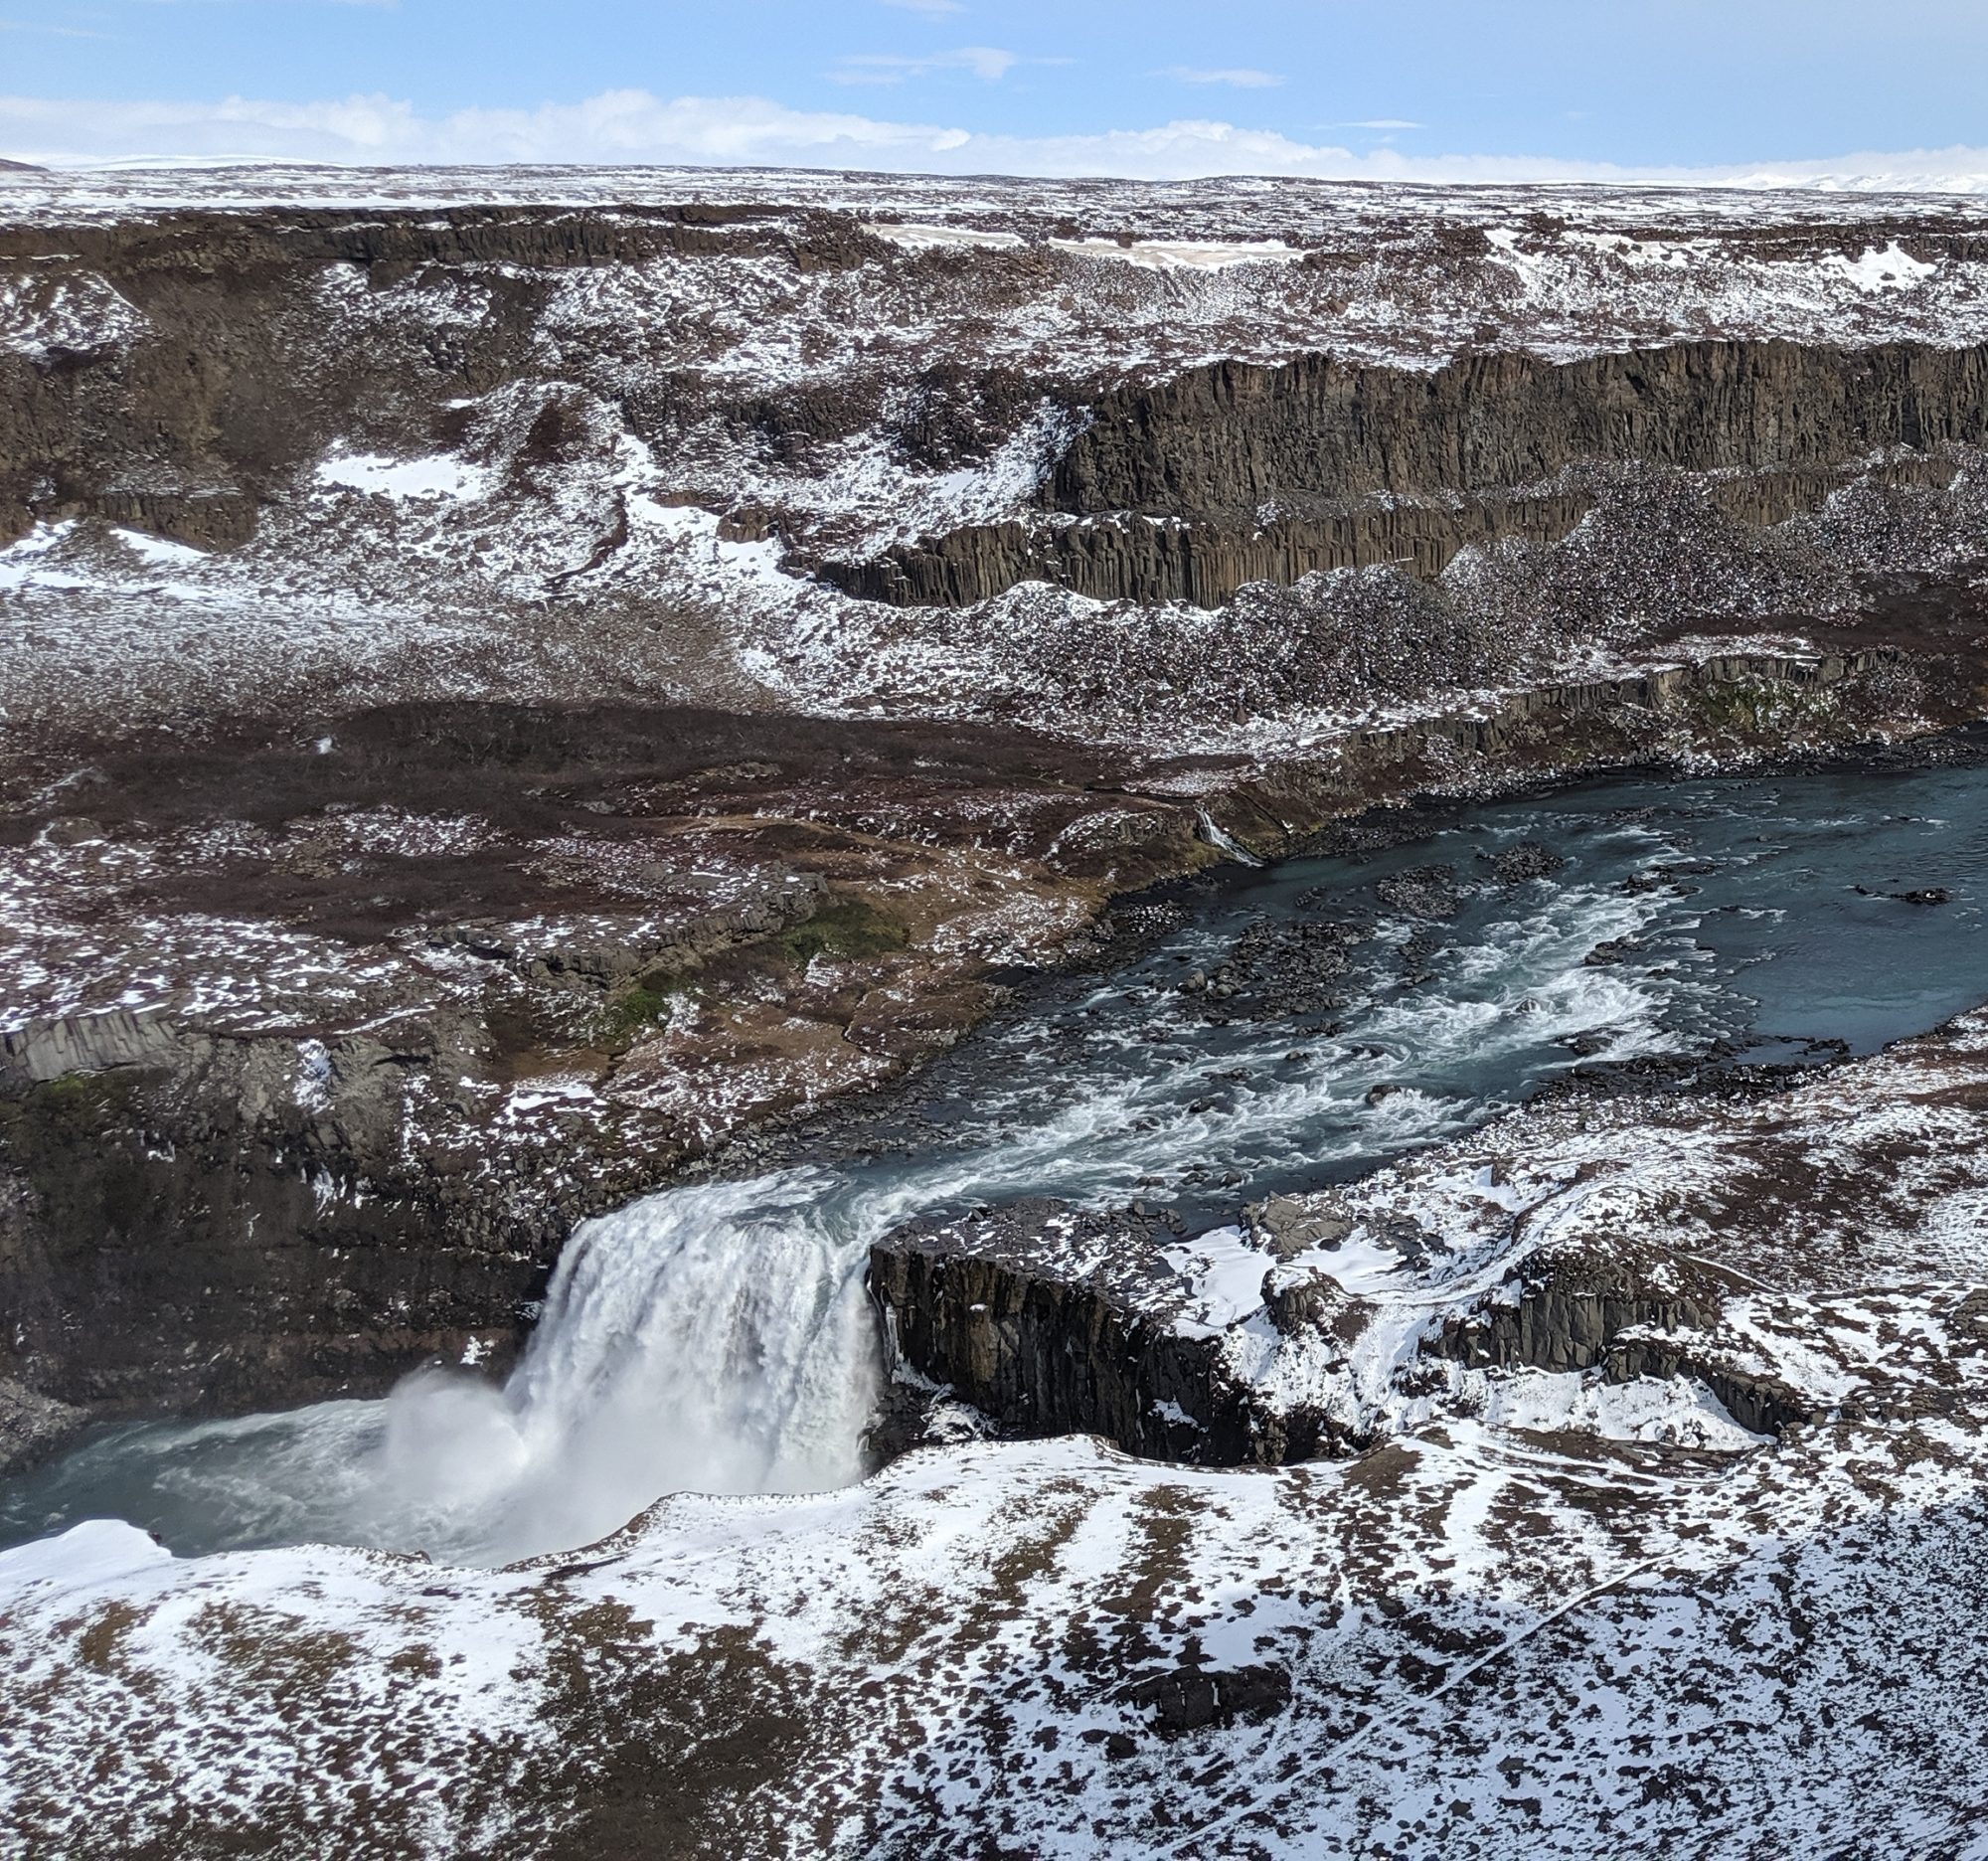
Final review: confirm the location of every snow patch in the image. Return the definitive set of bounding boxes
[0,1518,173,1594]
[863,221,1025,252]
[108,528,208,569]
[1824,242,1937,292]
[1050,237,1306,270]
[0,521,80,590]
[314,450,490,502]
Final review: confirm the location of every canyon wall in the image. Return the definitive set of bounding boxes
[5,171,1988,1458]
[825,342,1988,606]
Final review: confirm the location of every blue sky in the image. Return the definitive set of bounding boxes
[4,0,1988,175]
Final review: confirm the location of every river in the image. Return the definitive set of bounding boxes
[5,761,1984,1565]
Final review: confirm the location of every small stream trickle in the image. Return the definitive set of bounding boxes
[6,761,1987,1565]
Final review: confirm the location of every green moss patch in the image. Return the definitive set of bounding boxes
[598,975,693,1043]
[595,894,909,1048]
[774,897,908,967]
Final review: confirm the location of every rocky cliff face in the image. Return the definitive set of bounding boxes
[873,1008,1988,1464]
[830,341,1988,607]
[871,1202,1268,1464]
[1057,339,1988,511]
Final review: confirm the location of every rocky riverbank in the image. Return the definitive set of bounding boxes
[871,1005,1981,1466]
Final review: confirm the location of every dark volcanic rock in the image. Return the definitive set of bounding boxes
[0,1378,84,1473]
[869,1200,1348,1465]
[1556,1029,1617,1058]
[869,1200,1256,1463]
[1262,1266,1366,1341]
[1485,839,1569,884]
[1056,342,1988,521]
[1397,930,1444,982]
[1185,918,1364,1023]
[1121,1661,1292,1735]
[0,1008,180,1089]
[1431,1247,1815,1436]
[1619,857,1713,895]
[829,340,1988,608]
[1374,864,1464,917]
[1248,1192,1356,1259]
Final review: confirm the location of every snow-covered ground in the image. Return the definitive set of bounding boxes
[8,159,1988,226]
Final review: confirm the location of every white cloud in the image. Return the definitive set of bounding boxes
[831,46,1018,85]
[0,17,113,36]
[1157,67,1284,89]
[0,91,965,166]
[1341,118,1421,130]
[4,89,1988,193]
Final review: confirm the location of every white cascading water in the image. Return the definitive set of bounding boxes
[364,1170,900,1564]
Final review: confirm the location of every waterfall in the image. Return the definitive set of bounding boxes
[369,1170,884,1564]
[1197,807,1266,867]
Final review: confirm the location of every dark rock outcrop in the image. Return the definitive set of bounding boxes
[1430,1248,1815,1436]
[872,1188,1822,1473]
[870,1201,1361,1466]
[869,1200,1266,1464]
[0,1008,180,1088]
[820,488,1604,606]
[1119,1661,1292,1735]
[0,1377,83,1472]
[1055,342,1988,516]
[0,1046,551,1444]
[1485,840,1568,884]
[823,342,1988,607]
